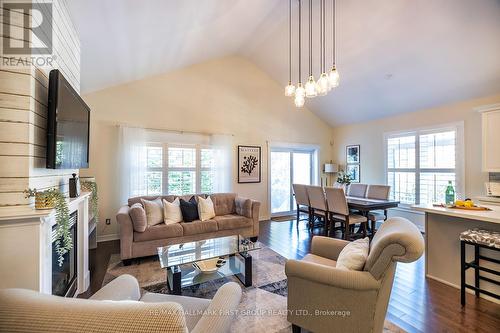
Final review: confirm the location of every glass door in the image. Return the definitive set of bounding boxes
[270,148,316,216]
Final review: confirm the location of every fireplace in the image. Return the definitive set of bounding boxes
[52,211,78,297]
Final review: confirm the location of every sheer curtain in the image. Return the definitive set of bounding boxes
[119,126,148,204]
[210,134,233,193]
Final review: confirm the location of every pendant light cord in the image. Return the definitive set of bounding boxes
[332,0,336,67]
[288,0,292,83]
[309,0,312,77]
[298,0,302,83]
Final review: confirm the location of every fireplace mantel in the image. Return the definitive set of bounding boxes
[0,192,92,295]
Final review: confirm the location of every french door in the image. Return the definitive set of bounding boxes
[270,148,316,216]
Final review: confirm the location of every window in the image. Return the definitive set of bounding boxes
[385,124,464,205]
[146,144,215,195]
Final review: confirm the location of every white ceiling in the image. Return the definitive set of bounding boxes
[68,0,500,126]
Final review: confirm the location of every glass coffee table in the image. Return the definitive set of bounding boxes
[157,235,261,295]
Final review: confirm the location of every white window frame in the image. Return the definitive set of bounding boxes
[146,143,214,195]
[383,122,465,206]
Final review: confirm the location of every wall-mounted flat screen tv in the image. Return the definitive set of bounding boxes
[46,69,90,169]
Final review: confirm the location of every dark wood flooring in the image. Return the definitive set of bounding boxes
[82,217,500,332]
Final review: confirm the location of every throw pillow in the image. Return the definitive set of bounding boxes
[141,198,164,227]
[336,237,370,271]
[129,203,147,232]
[179,197,199,222]
[197,196,216,221]
[163,198,183,224]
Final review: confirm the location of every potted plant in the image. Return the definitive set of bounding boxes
[336,171,352,192]
[24,188,72,266]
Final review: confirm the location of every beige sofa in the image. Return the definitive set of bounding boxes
[0,274,242,333]
[117,193,260,263]
[285,217,424,333]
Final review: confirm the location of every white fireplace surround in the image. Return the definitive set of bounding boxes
[0,192,92,295]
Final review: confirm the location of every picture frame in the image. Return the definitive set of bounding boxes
[238,145,261,183]
[346,164,360,183]
[346,145,360,164]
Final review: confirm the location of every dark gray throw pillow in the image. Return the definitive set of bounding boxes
[180,196,199,222]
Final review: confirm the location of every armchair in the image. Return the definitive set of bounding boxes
[0,274,242,333]
[285,217,424,333]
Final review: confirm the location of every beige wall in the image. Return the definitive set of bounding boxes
[332,94,500,198]
[81,56,334,240]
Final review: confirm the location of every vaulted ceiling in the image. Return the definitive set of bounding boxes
[68,0,500,126]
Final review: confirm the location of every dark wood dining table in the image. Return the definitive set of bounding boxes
[346,196,400,236]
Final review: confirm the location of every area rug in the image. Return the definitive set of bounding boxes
[103,247,405,333]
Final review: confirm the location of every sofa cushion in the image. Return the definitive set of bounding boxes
[129,203,147,232]
[235,198,252,218]
[211,193,237,216]
[180,197,199,222]
[181,220,218,236]
[302,253,337,268]
[141,198,164,226]
[336,237,369,271]
[197,196,216,221]
[134,223,183,242]
[214,214,252,231]
[163,198,183,224]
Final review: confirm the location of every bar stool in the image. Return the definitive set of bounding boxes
[459,228,500,306]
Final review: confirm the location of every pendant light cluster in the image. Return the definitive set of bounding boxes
[285,0,340,108]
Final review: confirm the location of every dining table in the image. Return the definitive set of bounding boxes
[346,196,400,236]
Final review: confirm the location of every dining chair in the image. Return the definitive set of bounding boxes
[366,185,391,235]
[306,185,329,232]
[292,184,311,228]
[324,187,368,240]
[346,183,368,198]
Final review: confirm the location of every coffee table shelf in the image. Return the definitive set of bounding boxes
[158,235,260,295]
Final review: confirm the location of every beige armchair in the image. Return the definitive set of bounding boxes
[285,217,424,333]
[0,274,242,333]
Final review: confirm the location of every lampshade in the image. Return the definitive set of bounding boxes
[305,76,317,98]
[316,73,329,96]
[328,67,340,88]
[324,163,338,173]
[285,83,296,96]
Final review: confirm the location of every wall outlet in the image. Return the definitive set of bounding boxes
[105,218,111,225]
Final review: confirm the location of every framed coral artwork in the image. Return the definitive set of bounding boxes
[238,145,261,183]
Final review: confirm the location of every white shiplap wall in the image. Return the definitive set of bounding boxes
[0,0,80,206]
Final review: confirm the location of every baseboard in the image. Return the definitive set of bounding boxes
[97,234,120,243]
[426,274,500,304]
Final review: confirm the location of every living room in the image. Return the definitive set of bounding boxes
[0,0,499,332]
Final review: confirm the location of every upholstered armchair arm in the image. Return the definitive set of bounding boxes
[191,282,242,333]
[116,205,134,260]
[311,236,350,261]
[285,259,380,290]
[90,274,141,301]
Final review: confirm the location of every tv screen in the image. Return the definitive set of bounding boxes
[46,69,90,169]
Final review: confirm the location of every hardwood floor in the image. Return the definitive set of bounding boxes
[84,217,500,332]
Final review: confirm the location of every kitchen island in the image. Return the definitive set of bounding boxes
[413,204,500,304]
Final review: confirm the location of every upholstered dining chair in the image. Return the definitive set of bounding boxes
[366,185,391,235]
[325,187,368,240]
[292,184,311,228]
[285,217,425,333]
[306,185,328,231]
[347,183,368,198]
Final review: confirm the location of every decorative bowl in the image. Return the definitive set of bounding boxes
[192,257,226,274]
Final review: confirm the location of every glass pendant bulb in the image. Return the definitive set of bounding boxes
[328,66,340,89]
[316,73,329,96]
[294,83,305,107]
[305,76,317,98]
[285,82,296,97]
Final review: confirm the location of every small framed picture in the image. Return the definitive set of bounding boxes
[347,164,360,183]
[346,145,360,164]
[238,145,261,183]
